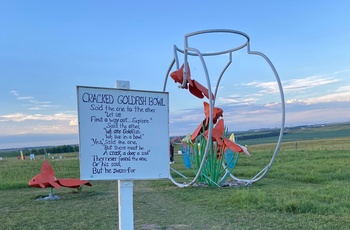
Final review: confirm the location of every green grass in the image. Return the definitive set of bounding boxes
[1,135,350,229]
[137,141,350,229]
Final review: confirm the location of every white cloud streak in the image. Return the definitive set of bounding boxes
[0,113,76,123]
[236,74,349,106]
[10,90,57,110]
[284,76,339,92]
[288,91,350,104]
[336,85,350,92]
[0,112,78,136]
[217,95,259,105]
[244,76,340,95]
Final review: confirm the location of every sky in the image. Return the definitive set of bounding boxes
[1,1,349,149]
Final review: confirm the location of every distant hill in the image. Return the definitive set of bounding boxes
[0,144,79,156]
[170,121,350,146]
[235,121,350,145]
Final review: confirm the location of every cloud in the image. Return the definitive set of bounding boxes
[10,90,57,110]
[242,81,280,94]
[11,90,34,100]
[244,76,340,95]
[10,90,20,97]
[33,125,77,133]
[284,76,339,92]
[336,85,350,92]
[1,91,79,138]
[333,68,350,75]
[0,112,78,136]
[170,107,204,124]
[217,95,259,105]
[27,101,55,110]
[285,102,350,126]
[69,119,78,126]
[0,113,76,122]
[237,74,349,107]
[286,89,350,105]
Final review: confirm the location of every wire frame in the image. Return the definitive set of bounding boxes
[163,29,285,187]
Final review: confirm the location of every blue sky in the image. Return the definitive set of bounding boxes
[1,1,349,149]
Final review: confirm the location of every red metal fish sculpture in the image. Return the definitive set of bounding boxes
[170,61,250,157]
[204,119,251,156]
[170,63,215,99]
[191,101,223,142]
[192,117,250,156]
[28,160,92,189]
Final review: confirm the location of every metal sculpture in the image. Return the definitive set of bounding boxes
[29,160,92,199]
[163,29,285,187]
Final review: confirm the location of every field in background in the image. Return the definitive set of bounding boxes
[236,122,350,146]
[0,122,349,229]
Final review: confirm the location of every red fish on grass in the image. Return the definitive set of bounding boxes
[28,160,92,189]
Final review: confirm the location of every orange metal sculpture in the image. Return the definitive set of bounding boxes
[170,63,215,99]
[190,101,250,157]
[191,101,223,142]
[28,160,92,189]
[170,64,250,157]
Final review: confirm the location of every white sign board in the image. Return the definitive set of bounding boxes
[77,86,170,180]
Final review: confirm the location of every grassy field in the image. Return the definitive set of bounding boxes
[0,124,349,229]
[237,122,350,146]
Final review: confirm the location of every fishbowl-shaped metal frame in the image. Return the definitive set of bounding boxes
[163,29,285,187]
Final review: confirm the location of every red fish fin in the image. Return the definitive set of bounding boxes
[203,102,223,125]
[223,139,251,156]
[58,179,92,188]
[213,119,224,135]
[49,181,61,188]
[40,160,55,177]
[191,121,206,142]
[213,108,223,123]
[85,182,92,186]
[192,80,215,100]
[211,129,224,146]
[170,67,184,84]
[188,79,204,98]
[223,138,243,152]
[170,63,191,86]
[203,102,210,126]
[39,183,46,188]
[204,128,223,146]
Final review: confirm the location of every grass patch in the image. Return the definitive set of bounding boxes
[1,136,350,229]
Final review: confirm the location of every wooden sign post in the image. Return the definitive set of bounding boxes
[77,82,169,229]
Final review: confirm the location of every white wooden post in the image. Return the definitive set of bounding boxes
[116,80,134,230]
[118,180,134,229]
